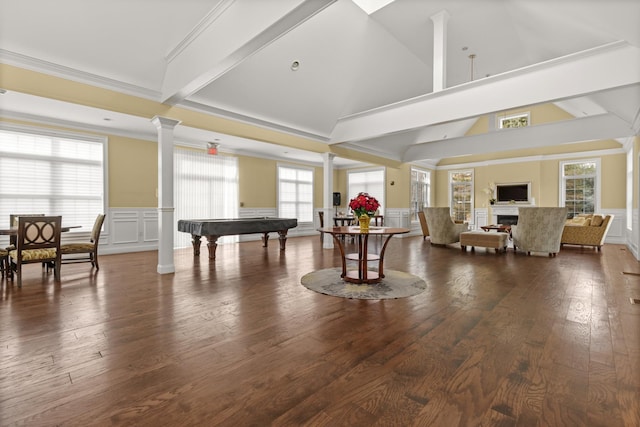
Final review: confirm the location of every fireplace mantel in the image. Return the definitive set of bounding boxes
[490,203,535,224]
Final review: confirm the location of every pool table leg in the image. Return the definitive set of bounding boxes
[277,230,289,250]
[191,234,202,256]
[205,235,220,259]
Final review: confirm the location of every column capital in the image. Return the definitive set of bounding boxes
[151,116,181,130]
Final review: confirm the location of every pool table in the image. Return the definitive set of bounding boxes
[178,217,298,259]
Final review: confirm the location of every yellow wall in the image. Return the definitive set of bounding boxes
[108,136,157,207]
[436,153,626,211]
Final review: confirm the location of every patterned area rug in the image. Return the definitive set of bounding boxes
[300,268,427,300]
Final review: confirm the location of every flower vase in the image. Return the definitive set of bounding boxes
[359,213,371,233]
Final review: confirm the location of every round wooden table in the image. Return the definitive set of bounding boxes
[318,226,410,284]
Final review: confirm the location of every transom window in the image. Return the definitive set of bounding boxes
[278,165,313,223]
[411,168,430,221]
[449,170,473,223]
[498,112,529,129]
[560,160,598,218]
[0,124,105,233]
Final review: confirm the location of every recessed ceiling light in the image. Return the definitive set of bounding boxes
[462,46,468,51]
[103,118,112,121]
[290,60,300,71]
[0,88,7,94]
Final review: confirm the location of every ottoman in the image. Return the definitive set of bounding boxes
[460,231,509,253]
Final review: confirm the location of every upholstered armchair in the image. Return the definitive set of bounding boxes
[423,207,469,246]
[511,207,568,257]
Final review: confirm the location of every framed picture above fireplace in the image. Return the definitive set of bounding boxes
[495,182,531,203]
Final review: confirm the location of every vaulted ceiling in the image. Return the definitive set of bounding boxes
[1,0,639,168]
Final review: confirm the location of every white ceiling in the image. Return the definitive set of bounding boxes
[1,0,639,168]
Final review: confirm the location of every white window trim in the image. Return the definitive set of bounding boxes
[277,162,314,224]
[410,167,431,222]
[0,121,109,233]
[558,158,601,213]
[346,167,386,215]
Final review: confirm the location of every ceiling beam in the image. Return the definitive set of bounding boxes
[331,41,640,143]
[162,0,336,105]
[402,113,630,161]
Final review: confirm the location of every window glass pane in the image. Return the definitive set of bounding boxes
[450,170,473,223]
[278,165,314,222]
[0,127,104,234]
[411,168,430,221]
[562,161,597,218]
[347,169,385,215]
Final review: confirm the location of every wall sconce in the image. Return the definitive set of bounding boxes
[207,142,219,155]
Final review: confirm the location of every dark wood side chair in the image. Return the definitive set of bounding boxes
[318,211,325,243]
[418,211,429,240]
[8,216,62,287]
[0,247,8,277]
[60,214,106,269]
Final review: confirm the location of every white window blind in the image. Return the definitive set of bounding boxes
[347,169,385,215]
[174,148,239,248]
[0,125,105,232]
[278,165,313,222]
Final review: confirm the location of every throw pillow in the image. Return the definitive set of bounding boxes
[591,215,604,227]
[570,217,587,226]
[584,218,592,226]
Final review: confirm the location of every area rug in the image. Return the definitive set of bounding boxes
[300,268,427,300]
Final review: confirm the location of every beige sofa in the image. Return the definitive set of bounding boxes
[561,214,613,251]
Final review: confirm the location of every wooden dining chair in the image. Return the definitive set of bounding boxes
[8,216,62,287]
[60,214,106,269]
[318,211,325,243]
[0,247,8,277]
[8,213,46,249]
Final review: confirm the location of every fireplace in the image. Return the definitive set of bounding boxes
[497,215,518,225]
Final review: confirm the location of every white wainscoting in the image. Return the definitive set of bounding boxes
[603,209,626,245]
[100,208,159,255]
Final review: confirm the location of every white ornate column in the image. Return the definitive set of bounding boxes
[322,153,335,249]
[151,116,181,274]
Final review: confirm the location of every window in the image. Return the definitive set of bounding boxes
[560,160,598,218]
[174,148,238,248]
[449,170,473,223]
[411,168,430,221]
[278,165,313,223]
[627,150,633,230]
[0,124,105,233]
[347,168,385,215]
[498,112,529,129]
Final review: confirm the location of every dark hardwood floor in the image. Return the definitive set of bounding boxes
[1,235,639,426]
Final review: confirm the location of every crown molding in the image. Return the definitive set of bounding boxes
[0,49,161,101]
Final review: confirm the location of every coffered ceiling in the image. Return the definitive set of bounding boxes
[1,0,639,167]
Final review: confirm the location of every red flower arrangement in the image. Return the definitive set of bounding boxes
[349,192,380,217]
